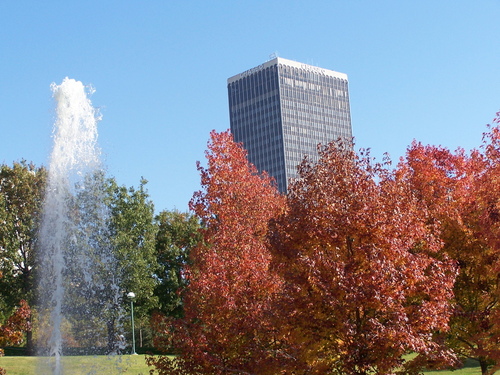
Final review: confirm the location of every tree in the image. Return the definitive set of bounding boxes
[148,130,286,374]
[0,299,31,349]
[40,173,160,353]
[61,170,123,353]
[154,210,202,318]
[402,112,500,375]
[107,177,159,348]
[0,296,30,375]
[0,161,46,353]
[0,160,159,353]
[269,141,458,374]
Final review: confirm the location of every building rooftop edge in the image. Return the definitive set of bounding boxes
[227,57,348,84]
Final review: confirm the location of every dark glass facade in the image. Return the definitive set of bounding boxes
[228,57,352,192]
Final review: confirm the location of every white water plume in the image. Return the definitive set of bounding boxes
[38,78,124,374]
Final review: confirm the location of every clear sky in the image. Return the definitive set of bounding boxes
[1,1,499,213]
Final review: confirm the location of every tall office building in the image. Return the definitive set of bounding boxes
[227,56,352,192]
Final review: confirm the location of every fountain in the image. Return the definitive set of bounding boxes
[37,78,124,374]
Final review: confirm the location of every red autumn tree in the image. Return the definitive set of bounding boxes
[148,130,287,374]
[0,300,30,348]
[269,140,458,374]
[402,112,500,375]
[0,295,30,375]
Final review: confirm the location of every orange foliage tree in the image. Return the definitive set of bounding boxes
[402,112,500,375]
[148,132,461,375]
[148,131,287,374]
[0,295,30,375]
[0,300,30,349]
[152,123,500,373]
[269,141,458,374]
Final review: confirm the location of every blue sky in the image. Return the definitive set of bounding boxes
[1,1,499,213]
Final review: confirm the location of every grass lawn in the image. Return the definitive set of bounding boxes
[0,355,489,375]
[426,364,483,375]
[0,354,152,375]
[426,369,482,375]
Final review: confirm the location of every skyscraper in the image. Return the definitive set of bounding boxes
[227,56,352,192]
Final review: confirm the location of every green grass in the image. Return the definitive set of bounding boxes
[0,355,489,375]
[424,359,484,375]
[425,367,482,374]
[0,355,152,375]
[425,369,482,375]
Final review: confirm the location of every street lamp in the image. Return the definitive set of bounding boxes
[127,292,137,355]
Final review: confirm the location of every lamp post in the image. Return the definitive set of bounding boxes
[127,292,137,355]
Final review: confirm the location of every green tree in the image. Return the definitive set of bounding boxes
[61,170,122,353]
[0,161,46,353]
[106,177,159,347]
[154,210,202,318]
[38,173,159,353]
[0,297,30,375]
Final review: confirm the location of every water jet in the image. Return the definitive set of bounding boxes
[37,78,124,374]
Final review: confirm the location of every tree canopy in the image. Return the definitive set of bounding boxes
[148,130,286,374]
[4,113,500,374]
[149,132,460,375]
[401,112,500,375]
[0,163,160,353]
[154,209,202,318]
[269,141,457,374]
[0,161,46,352]
[0,162,46,312]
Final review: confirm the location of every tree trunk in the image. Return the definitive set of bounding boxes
[484,362,500,375]
[25,327,34,355]
[479,359,488,375]
[480,359,490,375]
